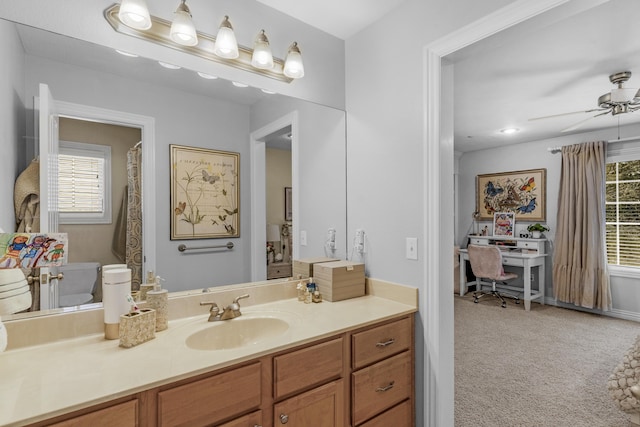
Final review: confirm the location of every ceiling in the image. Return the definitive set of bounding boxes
[452,0,640,152]
[256,0,407,39]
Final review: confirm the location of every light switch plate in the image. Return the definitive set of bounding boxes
[300,230,307,246]
[406,237,418,260]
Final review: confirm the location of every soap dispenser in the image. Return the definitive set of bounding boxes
[146,276,168,331]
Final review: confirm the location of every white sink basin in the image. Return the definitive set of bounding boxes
[185,315,291,351]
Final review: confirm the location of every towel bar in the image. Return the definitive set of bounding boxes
[177,242,234,252]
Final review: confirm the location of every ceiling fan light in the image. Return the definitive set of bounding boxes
[611,87,638,104]
[283,42,304,79]
[251,30,274,69]
[118,0,152,30]
[170,0,198,47]
[214,16,239,59]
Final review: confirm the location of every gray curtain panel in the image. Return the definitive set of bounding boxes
[552,141,611,310]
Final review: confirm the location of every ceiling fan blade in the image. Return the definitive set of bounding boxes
[529,108,605,121]
[560,110,610,133]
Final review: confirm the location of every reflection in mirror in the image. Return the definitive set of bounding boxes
[0,19,347,319]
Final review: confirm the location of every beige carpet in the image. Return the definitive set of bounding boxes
[455,295,640,427]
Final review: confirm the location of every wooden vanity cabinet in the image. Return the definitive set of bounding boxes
[27,314,414,427]
[351,317,414,426]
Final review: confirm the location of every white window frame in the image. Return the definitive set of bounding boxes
[606,142,640,278]
[58,140,112,225]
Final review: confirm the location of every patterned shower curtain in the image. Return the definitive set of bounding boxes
[126,145,143,289]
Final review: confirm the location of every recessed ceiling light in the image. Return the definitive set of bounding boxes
[115,49,139,57]
[500,128,519,134]
[197,71,218,80]
[261,89,276,94]
[158,61,181,69]
[232,81,249,88]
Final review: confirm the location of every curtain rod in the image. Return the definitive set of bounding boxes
[547,135,640,154]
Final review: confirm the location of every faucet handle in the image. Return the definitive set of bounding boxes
[233,294,250,306]
[200,301,219,311]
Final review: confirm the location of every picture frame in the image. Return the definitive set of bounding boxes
[170,144,240,240]
[284,187,292,221]
[493,212,515,237]
[476,168,546,221]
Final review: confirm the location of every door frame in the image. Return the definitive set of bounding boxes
[47,99,156,282]
[249,111,299,281]
[422,0,592,425]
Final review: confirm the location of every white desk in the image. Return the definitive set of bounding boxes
[459,236,547,311]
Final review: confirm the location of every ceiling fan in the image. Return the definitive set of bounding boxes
[529,71,640,132]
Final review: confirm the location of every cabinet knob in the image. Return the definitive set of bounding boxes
[280,414,289,424]
[375,338,395,347]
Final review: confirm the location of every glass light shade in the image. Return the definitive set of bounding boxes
[283,42,304,79]
[118,0,152,30]
[170,8,198,46]
[214,16,239,59]
[251,30,274,69]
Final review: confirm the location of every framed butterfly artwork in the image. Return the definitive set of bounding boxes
[476,168,546,222]
[170,144,240,240]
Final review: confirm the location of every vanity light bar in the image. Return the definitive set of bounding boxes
[104,4,293,83]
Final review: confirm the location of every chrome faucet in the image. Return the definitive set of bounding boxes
[200,294,250,321]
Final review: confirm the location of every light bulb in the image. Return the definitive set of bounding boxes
[251,30,274,69]
[118,0,152,30]
[214,16,239,59]
[283,42,304,79]
[170,0,198,47]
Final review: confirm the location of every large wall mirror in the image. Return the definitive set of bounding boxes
[1,19,347,318]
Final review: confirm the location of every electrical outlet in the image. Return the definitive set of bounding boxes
[355,229,365,254]
[406,237,418,260]
[300,230,307,246]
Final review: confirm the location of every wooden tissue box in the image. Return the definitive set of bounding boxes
[293,257,339,279]
[313,260,365,302]
[119,309,156,348]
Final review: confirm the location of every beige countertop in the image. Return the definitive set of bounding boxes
[0,279,417,426]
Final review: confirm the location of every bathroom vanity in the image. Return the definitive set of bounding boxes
[0,279,417,427]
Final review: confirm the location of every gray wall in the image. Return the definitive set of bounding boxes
[0,19,25,231]
[457,123,640,318]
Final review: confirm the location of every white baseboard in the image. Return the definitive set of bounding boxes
[542,296,640,322]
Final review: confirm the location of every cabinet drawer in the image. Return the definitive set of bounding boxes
[158,362,261,427]
[274,337,343,399]
[352,317,411,369]
[358,400,412,427]
[48,400,138,427]
[217,410,262,427]
[352,351,411,426]
[502,257,524,267]
[469,237,486,245]
[268,263,292,279]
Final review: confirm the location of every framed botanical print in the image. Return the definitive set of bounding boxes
[477,168,546,222]
[170,144,240,240]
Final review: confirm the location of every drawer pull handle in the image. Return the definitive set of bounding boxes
[376,381,395,392]
[280,414,289,424]
[376,338,395,347]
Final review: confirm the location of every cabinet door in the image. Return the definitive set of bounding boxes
[273,380,344,427]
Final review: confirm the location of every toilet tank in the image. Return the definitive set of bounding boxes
[58,262,100,307]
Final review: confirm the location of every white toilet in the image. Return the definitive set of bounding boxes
[58,262,100,307]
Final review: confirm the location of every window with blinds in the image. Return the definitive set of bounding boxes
[606,159,640,268]
[58,141,111,224]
